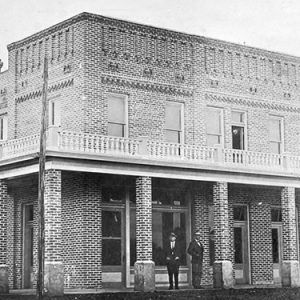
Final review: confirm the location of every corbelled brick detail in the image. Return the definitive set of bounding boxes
[136,176,152,261]
[213,182,231,261]
[281,187,298,261]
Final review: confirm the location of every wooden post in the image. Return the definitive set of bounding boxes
[37,57,48,299]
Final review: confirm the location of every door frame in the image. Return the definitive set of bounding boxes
[22,203,34,289]
[102,204,126,287]
[233,204,250,284]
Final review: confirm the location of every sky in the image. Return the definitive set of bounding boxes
[1,0,300,71]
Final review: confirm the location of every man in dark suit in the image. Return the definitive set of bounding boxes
[187,230,204,289]
[165,232,181,290]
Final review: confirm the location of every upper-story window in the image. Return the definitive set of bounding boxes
[165,101,183,143]
[108,94,127,137]
[231,111,246,150]
[206,107,223,147]
[0,115,8,141]
[269,116,283,154]
[49,99,61,126]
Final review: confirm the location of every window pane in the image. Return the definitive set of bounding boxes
[271,208,282,222]
[232,111,244,123]
[103,239,121,265]
[108,123,124,137]
[165,129,180,143]
[165,103,181,130]
[234,227,243,264]
[207,134,220,146]
[152,187,186,206]
[233,206,247,221]
[272,228,279,263]
[270,141,281,154]
[102,186,125,203]
[269,119,281,142]
[130,209,136,266]
[206,109,221,135]
[102,211,121,237]
[108,95,125,124]
[232,126,244,150]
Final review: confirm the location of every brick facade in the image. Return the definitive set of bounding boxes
[1,12,300,293]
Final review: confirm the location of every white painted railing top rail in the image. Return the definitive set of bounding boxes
[2,130,300,174]
[59,131,140,156]
[0,134,39,160]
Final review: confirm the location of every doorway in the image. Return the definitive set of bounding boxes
[23,204,34,288]
[233,205,250,284]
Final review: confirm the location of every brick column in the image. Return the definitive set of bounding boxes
[281,187,300,287]
[44,170,64,296]
[0,180,9,293]
[134,176,155,292]
[213,182,234,288]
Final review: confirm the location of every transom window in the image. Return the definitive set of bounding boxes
[206,107,223,146]
[165,101,183,143]
[271,208,282,222]
[108,94,127,137]
[231,111,246,150]
[269,116,283,154]
[0,114,8,141]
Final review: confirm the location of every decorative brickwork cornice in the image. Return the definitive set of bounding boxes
[205,90,300,113]
[101,73,193,96]
[15,78,74,104]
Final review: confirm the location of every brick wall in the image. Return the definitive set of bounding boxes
[0,180,8,267]
[136,176,152,261]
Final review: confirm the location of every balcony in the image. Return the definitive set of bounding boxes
[1,126,300,176]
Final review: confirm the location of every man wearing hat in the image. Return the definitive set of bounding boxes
[165,232,181,290]
[187,230,204,289]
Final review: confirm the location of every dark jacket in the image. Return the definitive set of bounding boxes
[165,241,181,272]
[187,239,204,263]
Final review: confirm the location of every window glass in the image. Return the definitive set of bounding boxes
[232,126,244,150]
[102,210,122,266]
[272,228,279,263]
[233,206,247,221]
[269,117,283,154]
[206,108,222,146]
[271,208,282,222]
[165,102,182,143]
[232,111,244,123]
[152,187,186,206]
[108,95,125,124]
[108,95,126,137]
[234,227,243,263]
[0,115,8,141]
[49,100,61,126]
[102,186,125,203]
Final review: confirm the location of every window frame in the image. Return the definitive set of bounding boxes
[269,115,284,154]
[164,101,184,144]
[107,93,128,138]
[0,114,8,141]
[206,106,224,147]
[231,110,247,150]
[48,99,61,127]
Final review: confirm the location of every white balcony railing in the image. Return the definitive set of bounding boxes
[1,128,300,174]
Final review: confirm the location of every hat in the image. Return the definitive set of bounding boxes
[169,232,177,238]
[194,230,201,236]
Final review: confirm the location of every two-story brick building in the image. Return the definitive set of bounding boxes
[1,12,300,296]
